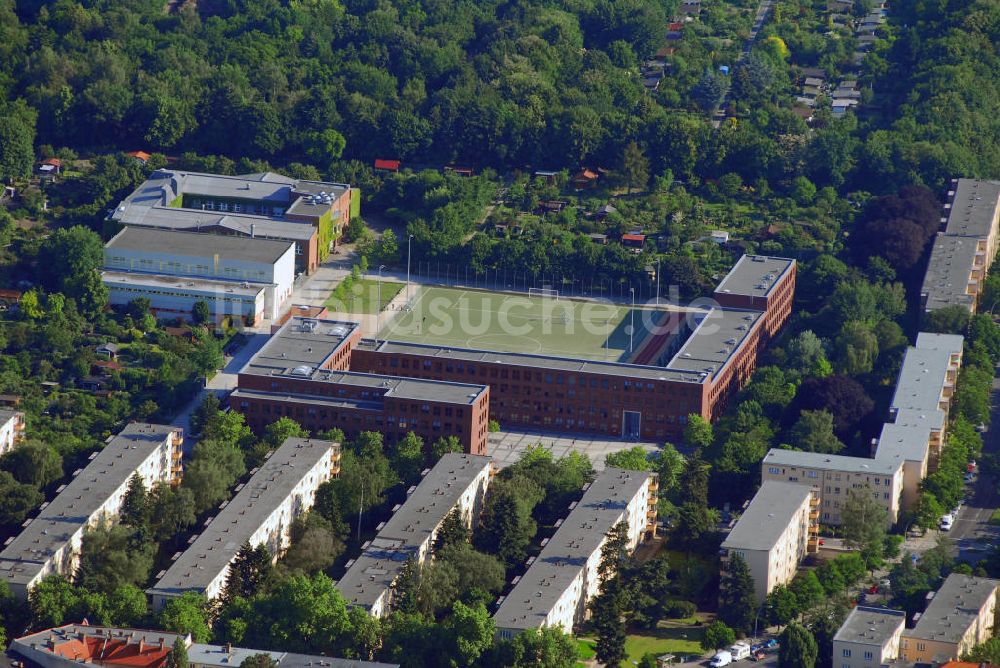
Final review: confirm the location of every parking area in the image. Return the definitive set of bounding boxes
[487,429,661,469]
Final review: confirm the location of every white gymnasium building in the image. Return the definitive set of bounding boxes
[103,227,295,323]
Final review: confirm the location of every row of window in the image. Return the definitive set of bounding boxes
[497,412,674,438]
[108,256,271,282]
[380,357,699,397]
[108,284,257,305]
[244,401,463,435]
[380,369,694,415]
[841,649,875,659]
[767,467,894,487]
[494,401,689,426]
[494,386,672,408]
[189,197,286,218]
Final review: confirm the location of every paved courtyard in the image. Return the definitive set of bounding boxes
[486,429,661,469]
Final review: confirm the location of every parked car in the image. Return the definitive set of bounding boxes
[868,584,879,594]
[710,650,733,667]
[764,640,778,649]
[750,651,766,661]
[940,515,954,531]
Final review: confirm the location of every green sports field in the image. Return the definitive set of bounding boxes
[378,285,670,362]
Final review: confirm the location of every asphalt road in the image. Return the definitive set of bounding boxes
[949,374,1000,563]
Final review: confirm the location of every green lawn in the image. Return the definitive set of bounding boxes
[378,284,672,362]
[325,278,404,314]
[576,637,596,666]
[990,508,1000,525]
[622,624,707,667]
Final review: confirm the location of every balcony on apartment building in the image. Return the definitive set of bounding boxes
[169,428,184,482]
[330,448,342,478]
[170,450,183,477]
[942,380,956,401]
[646,505,659,537]
[645,475,660,536]
[807,496,820,552]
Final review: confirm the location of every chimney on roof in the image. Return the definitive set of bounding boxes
[225,643,232,655]
[250,224,255,238]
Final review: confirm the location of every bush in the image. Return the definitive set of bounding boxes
[663,599,697,619]
[884,534,904,559]
[702,620,736,651]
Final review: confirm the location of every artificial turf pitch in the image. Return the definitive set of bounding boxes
[377,285,664,363]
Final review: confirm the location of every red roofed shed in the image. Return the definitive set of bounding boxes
[374,159,400,172]
[621,233,647,248]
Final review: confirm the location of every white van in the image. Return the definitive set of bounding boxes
[730,643,752,661]
[710,650,733,667]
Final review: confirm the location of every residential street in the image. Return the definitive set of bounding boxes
[949,373,1000,562]
[892,374,1000,563]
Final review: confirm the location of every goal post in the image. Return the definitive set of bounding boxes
[528,287,559,299]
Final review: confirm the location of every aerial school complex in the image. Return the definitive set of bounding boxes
[229,254,796,449]
[99,170,797,448]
